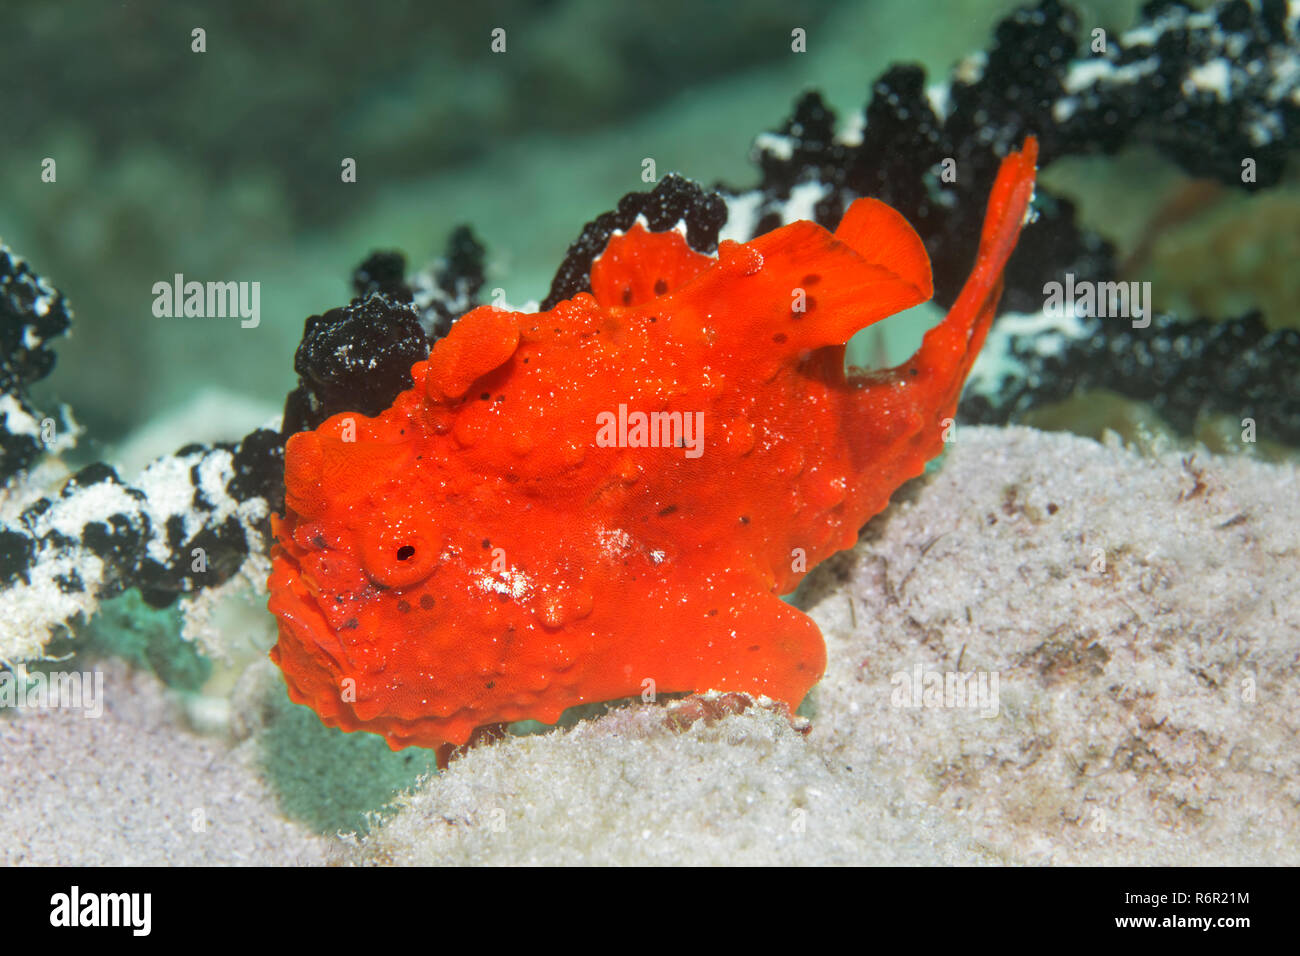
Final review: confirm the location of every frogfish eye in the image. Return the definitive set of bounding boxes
[357,504,440,588]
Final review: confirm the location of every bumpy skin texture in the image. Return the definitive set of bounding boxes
[268,140,1038,750]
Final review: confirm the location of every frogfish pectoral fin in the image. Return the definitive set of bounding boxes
[618,571,827,708]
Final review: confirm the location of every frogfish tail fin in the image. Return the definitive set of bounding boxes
[909,135,1038,410]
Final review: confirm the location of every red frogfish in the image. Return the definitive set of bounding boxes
[268,138,1039,751]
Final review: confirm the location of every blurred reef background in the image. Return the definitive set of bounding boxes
[3,0,1253,464]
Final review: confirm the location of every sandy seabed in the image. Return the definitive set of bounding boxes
[3,426,1297,865]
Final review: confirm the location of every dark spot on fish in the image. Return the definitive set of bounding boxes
[419,594,436,610]
[708,609,718,616]
[773,332,787,343]
[802,274,821,285]
[397,600,411,613]
[739,515,749,524]
[622,285,633,305]
[480,392,490,401]
[341,617,359,630]
[482,539,491,549]
[658,504,677,516]
[396,545,415,561]
[654,278,668,295]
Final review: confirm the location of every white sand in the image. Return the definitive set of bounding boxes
[0,659,329,866]
[5,426,1297,865]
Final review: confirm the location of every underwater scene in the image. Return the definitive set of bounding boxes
[1,0,1298,875]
